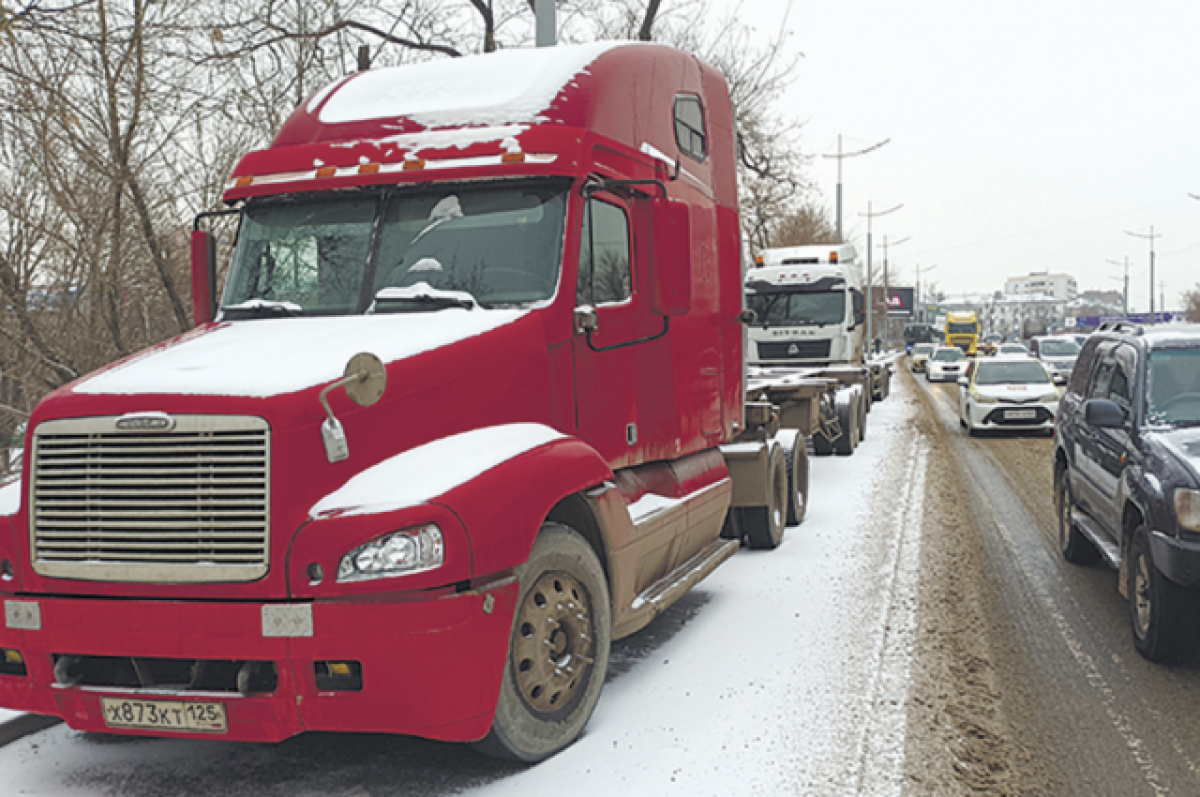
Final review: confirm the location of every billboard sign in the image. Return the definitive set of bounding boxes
[886,287,914,317]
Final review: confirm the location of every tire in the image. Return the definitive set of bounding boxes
[856,386,868,442]
[743,443,788,549]
[475,523,611,762]
[812,432,834,456]
[1128,526,1187,662]
[1056,473,1095,564]
[833,393,858,456]
[780,432,809,527]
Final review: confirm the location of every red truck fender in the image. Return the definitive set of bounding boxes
[298,423,615,587]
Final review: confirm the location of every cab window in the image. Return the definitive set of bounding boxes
[577,198,632,306]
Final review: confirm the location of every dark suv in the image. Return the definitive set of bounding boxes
[1054,322,1200,661]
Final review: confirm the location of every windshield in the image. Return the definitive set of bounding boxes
[1147,347,1200,426]
[1039,339,1080,357]
[947,322,977,335]
[914,344,935,355]
[221,179,569,317]
[933,348,965,362]
[975,361,1051,386]
[999,344,1028,354]
[747,290,846,327]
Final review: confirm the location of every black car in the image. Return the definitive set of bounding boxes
[1054,322,1200,661]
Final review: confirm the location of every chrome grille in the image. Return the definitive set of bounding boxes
[31,415,270,583]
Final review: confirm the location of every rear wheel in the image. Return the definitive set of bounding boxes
[743,443,788,549]
[780,433,809,526]
[833,393,859,456]
[1056,473,1095,564]
[475,523,611,762]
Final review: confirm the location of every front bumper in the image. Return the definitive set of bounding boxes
[964,399,1057,431]
[0,583,517,742]
[928,365,965,382]
[1148,530,1200,588]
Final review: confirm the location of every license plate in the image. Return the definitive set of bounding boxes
[101,697,227,733]
[1005,409,1037,420]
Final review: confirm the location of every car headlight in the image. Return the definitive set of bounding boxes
[972,391,998,404]
[1176,489,1200,533]
[338,524,445,583]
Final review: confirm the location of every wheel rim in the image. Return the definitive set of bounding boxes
[1133,552,1152,638]
[512,571,595,716]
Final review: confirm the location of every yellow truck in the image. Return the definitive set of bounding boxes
[945,311,981,354]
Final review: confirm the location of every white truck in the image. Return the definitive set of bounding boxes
[743,244,890,457]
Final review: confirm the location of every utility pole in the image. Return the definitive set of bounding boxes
[1125,225,1160,319]
[881,235,911,345]
[822,136,890,243]
[859,202,902,348]
[1106,256,1130,319]
[915,263,937,323]
[535,0,556,46]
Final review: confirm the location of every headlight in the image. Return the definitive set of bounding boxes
[972,391,998,404]
[338,524,444,583]
[1176,489,1200,533]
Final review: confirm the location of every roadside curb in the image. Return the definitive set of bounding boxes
[0,714,62,747]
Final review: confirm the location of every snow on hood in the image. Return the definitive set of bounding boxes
[317,42,620,128]
[74,311,527,398]
[1157,427,1200,481]
[310,423,564,518]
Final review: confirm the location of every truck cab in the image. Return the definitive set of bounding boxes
[744,244,867,367]
[0,43,772,762]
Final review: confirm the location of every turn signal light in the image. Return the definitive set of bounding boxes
[234,176,253,187]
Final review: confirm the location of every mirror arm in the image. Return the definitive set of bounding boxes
[582,175,669,199]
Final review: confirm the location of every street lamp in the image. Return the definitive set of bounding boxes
[1125,226,1160,319]
[823,136,890,242]
[859,201,902,349]
[914,263,937,323]
[880,235,911,346]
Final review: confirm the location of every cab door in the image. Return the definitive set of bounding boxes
[571,190,674,469]
[1090,345,1138,533]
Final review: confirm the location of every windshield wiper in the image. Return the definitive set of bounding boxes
[222,299,303,319]
[372,284,476,313]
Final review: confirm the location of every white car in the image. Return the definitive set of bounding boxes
[910,343,936,372]
[957,356,1061,435]
[926,346,968,382]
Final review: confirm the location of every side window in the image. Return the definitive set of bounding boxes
[1088,360,1114,400]
[1109,365,1132,415]
[674,95,706,162]
[1069,338,1101,395]
[576,198,632,306]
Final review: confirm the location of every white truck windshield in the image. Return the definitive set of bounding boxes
[747,290,846,327]
[221,179,569,317]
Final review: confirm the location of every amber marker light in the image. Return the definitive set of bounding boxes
[358,163,381,174]
[234,176,254,187]
[316,166,338,178]
[402,158,426,171]
[501,150,527,163]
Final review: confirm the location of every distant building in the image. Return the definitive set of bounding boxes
[1005,272,1078,302]
[939,292,1066,339]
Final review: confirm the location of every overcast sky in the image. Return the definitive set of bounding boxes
[716,0,1200,312]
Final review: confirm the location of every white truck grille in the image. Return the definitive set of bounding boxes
[30,416,270,583]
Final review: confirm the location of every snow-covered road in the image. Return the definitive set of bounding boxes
[0,375,923,796]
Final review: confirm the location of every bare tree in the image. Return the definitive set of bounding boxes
[1183,285,1200,322]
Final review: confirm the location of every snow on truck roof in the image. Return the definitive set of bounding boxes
[313,42,621,129]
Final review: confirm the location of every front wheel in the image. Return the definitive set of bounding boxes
[475,523,611,762]
[1128,526,1186,662]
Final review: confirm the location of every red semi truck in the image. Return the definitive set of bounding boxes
[0,42,804,761]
